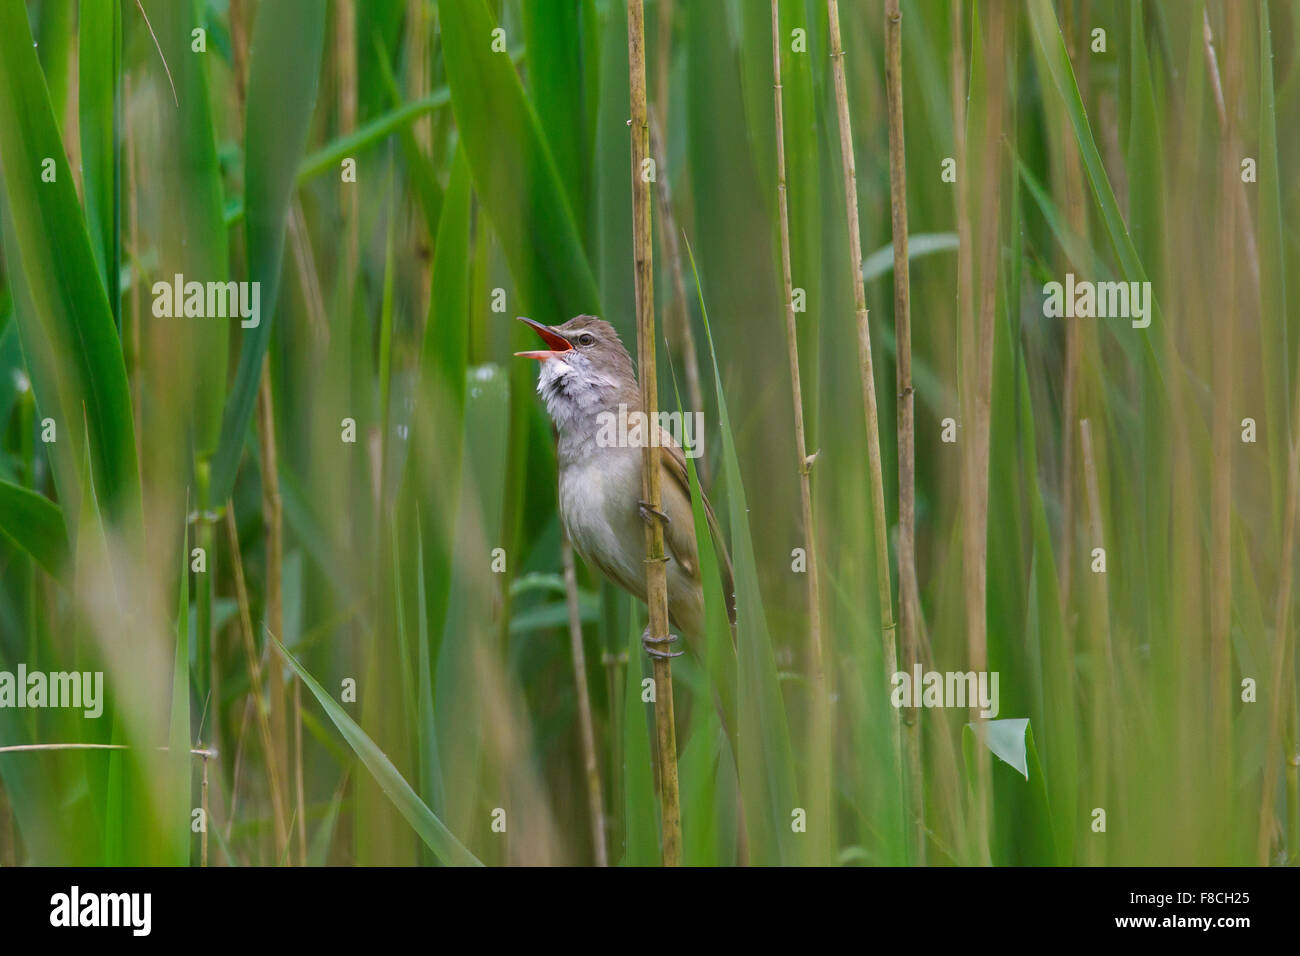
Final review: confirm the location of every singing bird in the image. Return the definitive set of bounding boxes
[516,315,735,658]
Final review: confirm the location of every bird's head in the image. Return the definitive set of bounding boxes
[515,315,638,431]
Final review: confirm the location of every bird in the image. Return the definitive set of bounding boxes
[516,314,735,659]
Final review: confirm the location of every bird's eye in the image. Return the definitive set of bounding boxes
[578,333,596,347]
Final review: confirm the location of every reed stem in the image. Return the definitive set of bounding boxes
[884,0,925,866]
[195,460,214,732]
[1202,8,1260,298]
[960,1,1008,865]
[627,0,681,867]
[337,0,359,279]
[826,0,901,766]
[256,368,294,863]
[649,109,709,486]
[201,751,210,867]
[225,504,290,857]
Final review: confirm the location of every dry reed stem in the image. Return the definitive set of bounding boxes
[0,743,217,756]
[826,0,901,771]
[195,464,219,767]
[1202,8,1261,298]
[627,0,681,866]
[274,220,326,865]
[406,0,432,153]
[562,533,610,866]
[226,692,255,847]
[405,0,433,317]
[201,751,210,867]
[884,0,926,866]
[293,676,306,866]
[947,8,976,851]
[337,0,360,279]
[646,21,697,490]
[229,0,248,108]
[649,109,709,485]
[256,369,294,862]
[289,200,330,344]
[960,1,1008,865]
[225,505,290,856]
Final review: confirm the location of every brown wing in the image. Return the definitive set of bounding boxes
[657,428,737,633]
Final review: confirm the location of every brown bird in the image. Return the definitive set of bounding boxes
[516,315,734,657]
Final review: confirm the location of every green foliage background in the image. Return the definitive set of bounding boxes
[0,0,1296,866]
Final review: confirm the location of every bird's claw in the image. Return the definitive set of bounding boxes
[641,626,684,659]
[638,500,671,526]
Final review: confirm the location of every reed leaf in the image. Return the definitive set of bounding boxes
[209,0,325,502]
[0,479,67,577]
[0,1,138,520]
[686,238,800,865]
[439,0,600,323]
[154,0,230,459]
[275,638,482,867]
[78,0,121,329]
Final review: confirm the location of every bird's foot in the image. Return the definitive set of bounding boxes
[641,625,684,659]
[638,499,671,526]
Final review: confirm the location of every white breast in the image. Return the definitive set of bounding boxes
[559,445,646,601]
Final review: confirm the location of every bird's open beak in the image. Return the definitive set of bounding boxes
[514,317,573,360]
